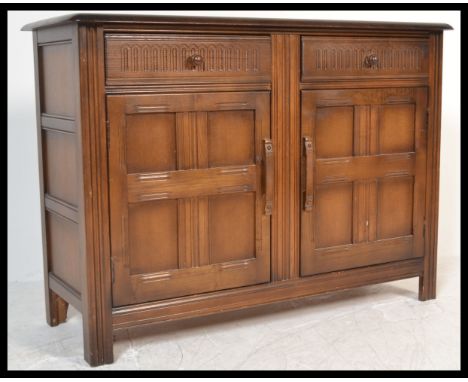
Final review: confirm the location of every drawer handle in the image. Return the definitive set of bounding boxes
[263,139,273,215]
[364,54,379,68]
[303,136,314,211]
[187,54,204,68]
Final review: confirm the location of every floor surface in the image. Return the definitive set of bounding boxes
[8,256,460,370]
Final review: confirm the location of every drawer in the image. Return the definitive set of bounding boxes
[105,34,272,85]
[301,37,429,82]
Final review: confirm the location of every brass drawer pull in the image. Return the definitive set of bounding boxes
[263,139,273,215]
[187,54,204,68]
[303,136,314,211]
[364,54,379,68]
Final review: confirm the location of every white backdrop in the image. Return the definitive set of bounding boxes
[8,10,460,282]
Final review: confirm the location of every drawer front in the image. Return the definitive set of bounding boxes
[105,34,272,85]
[302,37,429,81]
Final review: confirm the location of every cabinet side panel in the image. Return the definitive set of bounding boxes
[38,41,76,118]
[46,212,81,292]
[36,25,82,296]
[42,130,78,207]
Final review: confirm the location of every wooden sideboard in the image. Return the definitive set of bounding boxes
[22,14,451,366]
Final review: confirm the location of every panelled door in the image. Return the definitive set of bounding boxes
[108,92,271,306]
[301,87,427,276]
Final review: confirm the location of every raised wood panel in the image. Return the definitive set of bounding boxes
[379,104,416,154]
[302,37,429,81]
[128,200,179,274]
[207,110,255,167]
[127,165,257,203]
[315,106,354,158]
[42,130,78,207]
[377,176,414,239]
[126,113,177,173]
[302,236,414,275]
[38,42,76,118]
[315,182,353,248]
[209,192,255,264]
[311,87,419,106]
[315,153,415,184]
[46,211,81,293]
[108,91,270,306]
[123,91,265,113]
[353,180,371,244]
[105,34,272,85]
[301,87,427,277]
[126,257,266,304]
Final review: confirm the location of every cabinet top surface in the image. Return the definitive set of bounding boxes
[21,13,452,32]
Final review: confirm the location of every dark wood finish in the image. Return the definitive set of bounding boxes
[24,14,448,366]
[33,26,76,330]
[263,138,274,215]
[302,37,429,82]
[49,273,82,312]
[271,34,301,282]
[300,87,427,276]
[105,34,272,85]
[47,290,69,326]
[420,33,444,301]
[45,211,81,292]
[21,13,452,33]
[42,130,78,205]
[77,25,115,366]
[107,91,271,305]
[113,257,424,331]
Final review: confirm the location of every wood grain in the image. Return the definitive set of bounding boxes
[301,87,428,276]
[113,257,424,331]
[108,91,271,306]
[420,33,443,301]
[302,37,430,82]
[77,25,114,365]
[271,34,301,281]
[105,34,272,85]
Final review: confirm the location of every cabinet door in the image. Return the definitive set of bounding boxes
[108,92,271,306]
[301,88,427,276]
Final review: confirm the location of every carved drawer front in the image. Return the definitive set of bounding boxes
[105,34,272,85]
[301,37,429,81]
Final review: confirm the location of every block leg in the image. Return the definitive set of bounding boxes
[45,289,69,327]
[419,273,436,301]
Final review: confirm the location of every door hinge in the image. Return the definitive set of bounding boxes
[423,220,426,238]
[111,258,115,284]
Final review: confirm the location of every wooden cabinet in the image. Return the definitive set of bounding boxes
[22,14,451,366]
